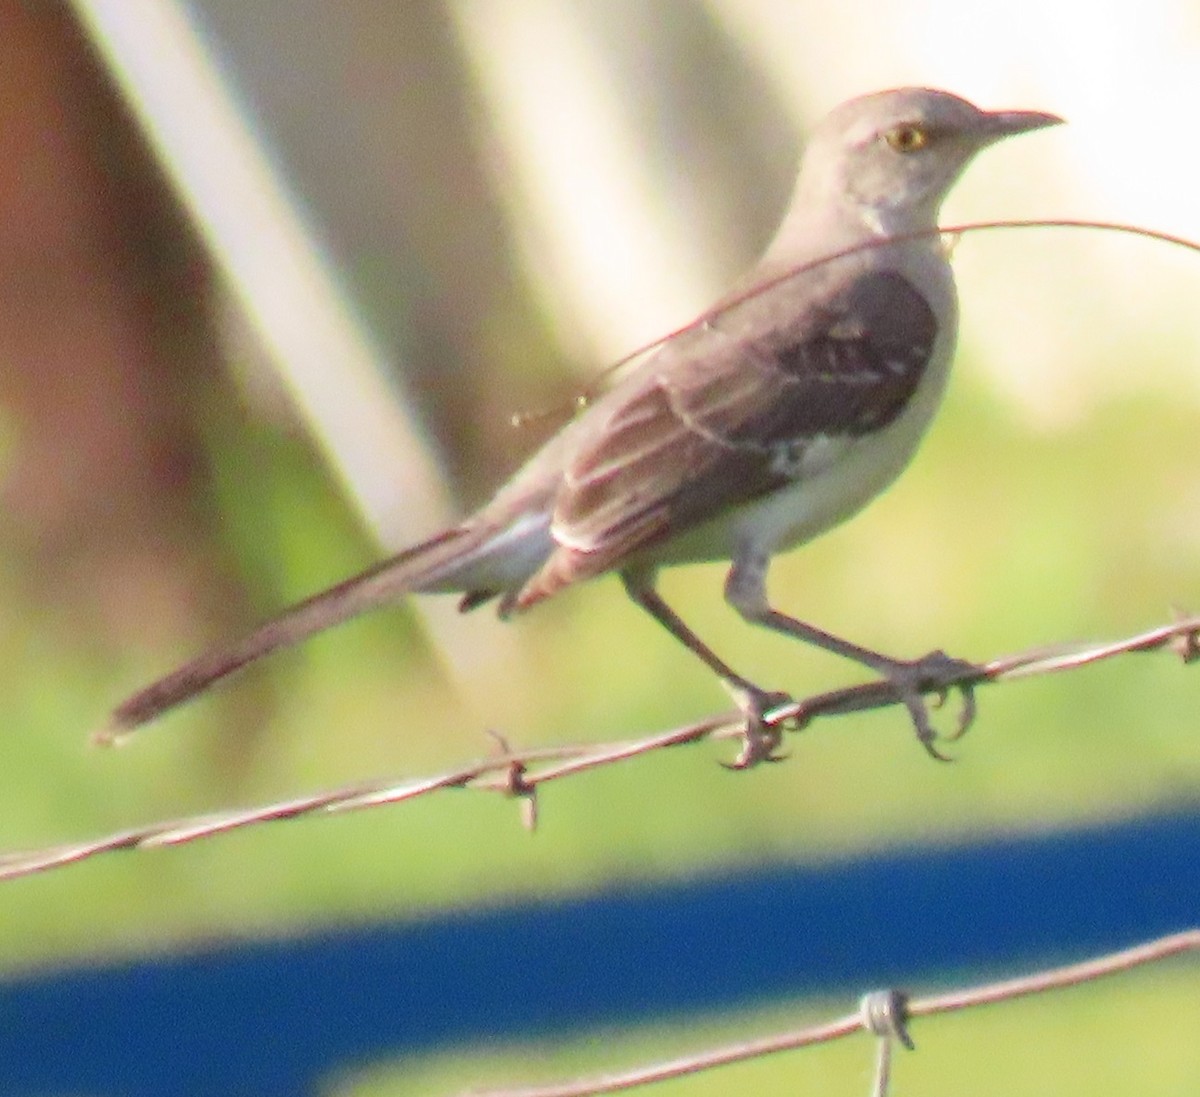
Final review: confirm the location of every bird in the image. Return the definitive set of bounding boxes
[102,87,1063,761]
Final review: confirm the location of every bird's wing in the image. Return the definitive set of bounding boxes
[515,268,938,606]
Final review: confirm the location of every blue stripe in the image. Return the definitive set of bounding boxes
[1,807,1196,1097]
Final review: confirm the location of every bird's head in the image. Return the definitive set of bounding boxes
[795,87,1063,234]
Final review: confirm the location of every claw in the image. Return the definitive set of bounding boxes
[948,682,977,741]
[898,690,953,762]
[877,650,982,761]
[722,684,794,769]
[721,732,789,770]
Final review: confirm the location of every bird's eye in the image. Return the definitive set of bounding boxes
[884,124,929,153]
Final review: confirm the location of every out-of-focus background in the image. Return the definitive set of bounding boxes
[1,1,1198,1095]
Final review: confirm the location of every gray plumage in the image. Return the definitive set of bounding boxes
[105,87,1062,748]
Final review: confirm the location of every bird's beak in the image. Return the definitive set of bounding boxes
[977,108,1065,142]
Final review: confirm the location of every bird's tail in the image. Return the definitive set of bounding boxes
[98,525,489,744]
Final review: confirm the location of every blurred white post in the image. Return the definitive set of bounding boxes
[68,0,519,682]
[71,0,452,544]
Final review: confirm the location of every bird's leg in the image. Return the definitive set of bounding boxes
[621,572,792,767]
[725,554,981,761]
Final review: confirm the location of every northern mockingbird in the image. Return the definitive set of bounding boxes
[105,87,1062,759]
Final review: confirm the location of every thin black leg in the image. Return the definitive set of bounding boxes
[620,570,792,766]
[724,553,979,760]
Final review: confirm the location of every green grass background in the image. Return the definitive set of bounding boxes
[0,350,1197,1094]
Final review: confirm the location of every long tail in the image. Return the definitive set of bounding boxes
[99,526,484,743]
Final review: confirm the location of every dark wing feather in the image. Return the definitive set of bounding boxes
[674,269,938,445]
[516,269,937,605]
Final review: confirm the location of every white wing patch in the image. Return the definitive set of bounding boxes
[768,432,854,481]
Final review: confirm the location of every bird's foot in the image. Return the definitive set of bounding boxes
[722,683,794,769]
[873,650,982,761]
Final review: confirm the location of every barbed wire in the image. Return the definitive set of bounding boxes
[1,613,1195,882]
[466,929,1200,1097]
[3,218,1199,1097]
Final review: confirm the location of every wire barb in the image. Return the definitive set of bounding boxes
[465,930,1198,1097]
[859,988,914,1048]
[1168,607,1199,664]
[859,988,913,1097]
[483,731,539,831]
[0,614,1196,882]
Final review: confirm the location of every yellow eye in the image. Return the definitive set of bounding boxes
[884,124,929,153]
